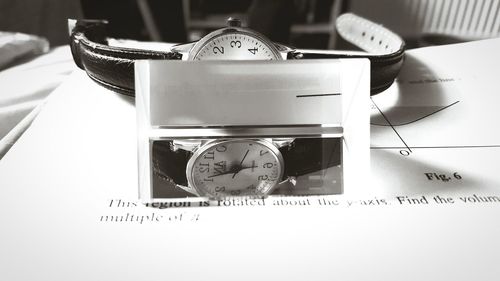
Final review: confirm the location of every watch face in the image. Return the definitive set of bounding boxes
[190,29,282,61]
[187,139,284,198]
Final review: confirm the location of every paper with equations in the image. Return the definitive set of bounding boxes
[0,39,499,281]
[370,39,500,197]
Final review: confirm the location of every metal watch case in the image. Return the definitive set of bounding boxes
[173,138,295,197]
[170,18,295,61]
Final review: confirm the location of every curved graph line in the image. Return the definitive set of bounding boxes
[371,101,460,127]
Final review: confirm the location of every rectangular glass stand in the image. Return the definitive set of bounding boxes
[136,59,370,202]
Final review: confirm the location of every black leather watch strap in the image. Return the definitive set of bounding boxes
[151,138,341,191]
[152,140,190,186]
[69,19,180,96]
[69,13,404,96]
[298,51,404,94]
[280,138,341,177]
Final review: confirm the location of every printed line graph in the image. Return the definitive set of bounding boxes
[368,98,500,156]
[371,101,460,127]
[371,98,414,155]
[366,39,500,190]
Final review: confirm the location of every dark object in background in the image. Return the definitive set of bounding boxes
[247,0,293,45]
[80,0,345,49]
[247,0,347,49]
[194,0,252,14]
[0,0,82,46]
[80,0,186,42]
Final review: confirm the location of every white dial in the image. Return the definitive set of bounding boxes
[191,32,281,60]
[188,139,284,198]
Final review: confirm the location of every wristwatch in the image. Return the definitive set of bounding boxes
[69,13,405,96]
[151,137,341,198]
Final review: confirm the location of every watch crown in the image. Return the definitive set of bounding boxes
[227,17,242,27]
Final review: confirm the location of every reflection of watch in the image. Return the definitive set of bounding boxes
[152,138,341,198]
[69,13,405,96]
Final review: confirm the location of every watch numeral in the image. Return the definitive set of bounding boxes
[204,151,215,160]
[213,46,224,54]
[216,145,227,152]
[198,166,209,173]
[260,150,269,156]
[248,47,258,55]
[230,40,241,48]
[258,175,269,181]
[215,186,226,192]
[263,162,273,168]
[230,190,241,196]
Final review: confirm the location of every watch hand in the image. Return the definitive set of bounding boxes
[208,165,243,178]
[208,164,257,179]
[233,150,250,178]
[239,165,257,171]
[207,169,238,178]
[239,150,249,166]
[232,164,258,179]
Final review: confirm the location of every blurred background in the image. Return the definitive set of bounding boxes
[1,0,500,49]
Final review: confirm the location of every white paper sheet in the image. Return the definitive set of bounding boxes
[0,46,74,158]
[369,38,500,197]
[0,39,500,281]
